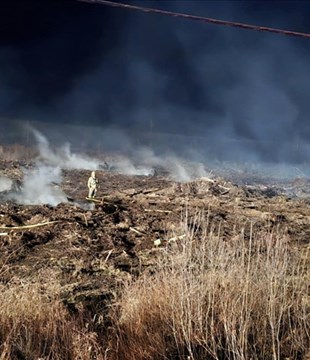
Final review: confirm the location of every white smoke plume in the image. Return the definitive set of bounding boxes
[4,127,101,206]
[31,128,100,170]
[10,166,67,206]
[113,157,154,176]
[0,176,12,192]
[111,146,210,181]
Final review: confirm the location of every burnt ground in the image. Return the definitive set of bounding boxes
[0,160,309,313]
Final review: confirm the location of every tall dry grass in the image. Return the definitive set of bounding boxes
[0,211,308,359]
[111,211,309,360]
[0,282,106,360]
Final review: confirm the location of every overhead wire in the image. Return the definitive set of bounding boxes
[77,0,310,40]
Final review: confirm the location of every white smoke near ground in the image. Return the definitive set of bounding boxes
[5,127,100,206]
[10,165,67,206]
[25,125,310,186]
[111,145,210,182]
[3,127,103,206]
[113,157,155,176]
[30,125,210,181]
[153,156,208,182]
[31,128,100,170]
[30,126,209,182]
[0,177,12,192]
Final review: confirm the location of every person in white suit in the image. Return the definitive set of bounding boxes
[87,171,98,198]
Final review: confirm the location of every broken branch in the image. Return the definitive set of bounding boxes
[0,220,59,231]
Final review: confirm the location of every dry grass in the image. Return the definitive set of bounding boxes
[0,282,106,360]
[0,144,37,161]
[0,211,308,359]
[110,212,309,360]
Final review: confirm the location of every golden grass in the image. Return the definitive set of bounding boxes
[0,283,106,360]
[0,211,308,359]
[110,212,310,360]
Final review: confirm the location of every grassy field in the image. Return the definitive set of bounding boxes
[0,212,309,360]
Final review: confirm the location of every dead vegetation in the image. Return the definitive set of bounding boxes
[0,282,106,360]
[111,215,309,360]
[0,145,36,162]
[0,159,309,359]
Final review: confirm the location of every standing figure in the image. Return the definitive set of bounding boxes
[87,171,98,198]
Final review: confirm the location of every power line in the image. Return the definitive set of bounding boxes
[77,0,310,40]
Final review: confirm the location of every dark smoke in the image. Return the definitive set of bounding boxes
[1,0,310,167]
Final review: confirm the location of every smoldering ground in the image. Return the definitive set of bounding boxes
[1,1,310,172]
[0,127,185,206]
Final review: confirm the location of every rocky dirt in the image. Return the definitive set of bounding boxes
[0,159,309,313]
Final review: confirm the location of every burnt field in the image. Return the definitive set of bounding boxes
[0,157,309,360]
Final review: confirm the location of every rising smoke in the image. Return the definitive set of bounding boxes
[3,129,102,206]
[1,127,206,206]
[33,127,210,186]
[11,166,67,206]
[1,1,310,173]
[47,1,310,167]
[31,128,100,170]
[0,176,12,192]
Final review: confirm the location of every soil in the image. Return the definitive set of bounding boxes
[0,159,309,312]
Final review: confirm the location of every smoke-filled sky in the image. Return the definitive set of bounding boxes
[1,0,310,163]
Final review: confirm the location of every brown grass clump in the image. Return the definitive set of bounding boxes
[0,282,106,360]
[110,212,309,360]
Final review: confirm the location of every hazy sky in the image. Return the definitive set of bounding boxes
[1,0,310,162]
